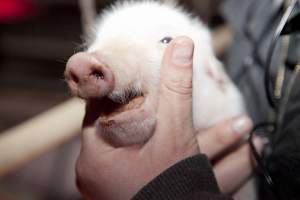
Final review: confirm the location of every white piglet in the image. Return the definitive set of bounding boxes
[65,1,245,146]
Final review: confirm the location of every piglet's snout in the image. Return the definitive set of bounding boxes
[65,52,114,99]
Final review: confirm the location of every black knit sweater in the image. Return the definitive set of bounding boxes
[132,154,233,200]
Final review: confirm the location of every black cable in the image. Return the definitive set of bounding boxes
[265,0,298,108]
[249,123,275,187]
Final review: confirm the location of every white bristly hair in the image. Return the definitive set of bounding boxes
[86,0,245,145]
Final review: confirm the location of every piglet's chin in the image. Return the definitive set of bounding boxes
[96,110,156,147]
[95,97,157,147]
[97,116,156,147]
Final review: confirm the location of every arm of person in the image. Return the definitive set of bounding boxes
[132,154,233,200]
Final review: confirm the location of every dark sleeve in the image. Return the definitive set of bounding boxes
[132,154,233,200]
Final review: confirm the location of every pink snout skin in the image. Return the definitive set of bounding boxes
[64,52,114,99]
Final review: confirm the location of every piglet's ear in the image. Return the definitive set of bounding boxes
[204,56,228,87]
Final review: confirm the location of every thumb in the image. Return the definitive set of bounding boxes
[156,36,195,137]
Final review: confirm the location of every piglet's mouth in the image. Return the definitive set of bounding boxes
[98,95,145,120]
[83,92,145,128]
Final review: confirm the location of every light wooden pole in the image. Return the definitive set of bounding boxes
[78,0,96,37]
[0,98,85,176]
[0,0,95,178]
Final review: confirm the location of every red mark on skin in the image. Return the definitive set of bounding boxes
[206,68,215,80]
[100,120,115,128]
[205,67,226,92]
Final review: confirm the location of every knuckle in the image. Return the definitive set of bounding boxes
[75,155,84,178]
[75,154,92,193]
[162,76,193,97]
[75,160,88,196]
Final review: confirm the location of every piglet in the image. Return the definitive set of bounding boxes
[65,1,245,146]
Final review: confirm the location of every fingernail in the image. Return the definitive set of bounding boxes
[172,38,194,66]
[253,137,268,155]
[232,116,252,135]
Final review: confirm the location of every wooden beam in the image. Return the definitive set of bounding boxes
[0,98,85,177]
[78,0,97,37]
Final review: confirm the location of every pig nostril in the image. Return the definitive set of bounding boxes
[91,69,105,80]
[70,72,79,83]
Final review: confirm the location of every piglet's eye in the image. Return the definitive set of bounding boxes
[160,37,173,44]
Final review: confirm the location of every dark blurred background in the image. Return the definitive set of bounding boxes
[0,0,223,199]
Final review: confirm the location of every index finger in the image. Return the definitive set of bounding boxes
[197,115,253,159]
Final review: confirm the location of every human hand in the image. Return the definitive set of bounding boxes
[75,36,200,200]
[75,35,263,200]
[197,115,264,194]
